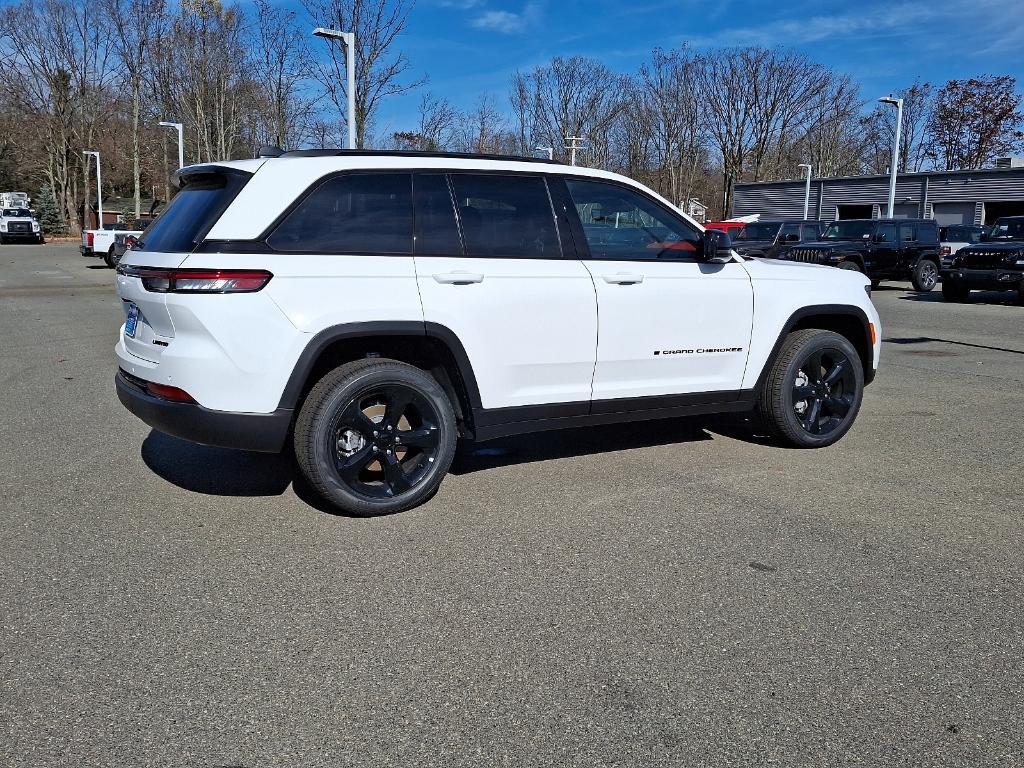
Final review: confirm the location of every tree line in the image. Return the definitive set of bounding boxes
[1,0,1022,233]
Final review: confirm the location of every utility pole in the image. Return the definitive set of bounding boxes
[798,163,812,219]
[565,136,586,166]
[159,121,185,169]
[314,27,357,150]
[878,96,904,218]
[535,146,553,160]
[83,151,103,229]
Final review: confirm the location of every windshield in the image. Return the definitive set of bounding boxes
[986,218,1024,241]
[734,222,781,241]
[822,221,874,241]
[2,208,27,217]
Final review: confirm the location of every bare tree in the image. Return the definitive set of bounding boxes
[925,76,1024,170]
[394,91,458,150]
[303,0,424,148]
[511,56,625,167]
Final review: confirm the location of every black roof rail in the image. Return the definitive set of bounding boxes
[276,148,558,164]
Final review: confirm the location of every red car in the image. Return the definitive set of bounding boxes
[704,221,746,237]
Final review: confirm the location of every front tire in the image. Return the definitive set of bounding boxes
[911,259,939,292]
[294,358,457,516]
[757,329,864,448]
[836,260,861,272]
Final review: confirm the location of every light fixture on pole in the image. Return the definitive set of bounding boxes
[878,96,904,218]
[313,26,357,150]
[535,146,553,160]
[798,163,812,219]
[565,136,586,166]
[158,121,185,169]
[83,151,103,230]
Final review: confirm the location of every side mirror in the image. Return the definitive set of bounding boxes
[701,228,734,263]
[872,232,886,242]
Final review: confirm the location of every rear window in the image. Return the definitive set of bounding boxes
[136,170,250,253]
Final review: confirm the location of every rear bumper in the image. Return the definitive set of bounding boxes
[115,370,292,453]
[80,246,96,256]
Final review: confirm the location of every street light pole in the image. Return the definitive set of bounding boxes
[83,151,103,229]
[565,136,585,166]
[879,96,904,218]
[159,121,185,169]
[314,27,357,150]
[798,163,812,219]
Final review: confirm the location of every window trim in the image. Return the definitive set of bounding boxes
[555,173,704,263]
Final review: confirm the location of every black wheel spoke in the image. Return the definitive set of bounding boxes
[805,351,823,383]
[802,398,822,433]
[339,401,376,436]
[400,425,439,449]
[825,394,852,417]
[336,445,375,481]
[794,384,816,399]
[823,360,846,386]
[382,454,412,496]
[383,387,414,429]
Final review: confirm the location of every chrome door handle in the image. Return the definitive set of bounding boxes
[433,271,484,285]
[603,272,644,285]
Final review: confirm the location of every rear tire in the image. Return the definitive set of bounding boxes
[870,279,881,288]
[756,329,864,448]
[942,280,970,302]
[294,358,457,516]
[911,259,939,292]
[104,246,117,268]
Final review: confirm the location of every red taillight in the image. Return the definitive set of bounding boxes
[115,266,272,293]
[939,245,951,256]
[145,382,195,402]
[86,232,94,247]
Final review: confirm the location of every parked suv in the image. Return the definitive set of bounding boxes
[941,216,1024,302]
[939,224,986,270]
[782,218,941,291]
[731,220,826,259]
[114,151,881,516]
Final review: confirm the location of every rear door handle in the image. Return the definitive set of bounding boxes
[433,271,484,285]
[603,272,644,285]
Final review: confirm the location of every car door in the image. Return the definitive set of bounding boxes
[770,222,801,257]
[558,176,753,405]
[897,221,917,272]
[413,171,597,413]
[868,222,898,273]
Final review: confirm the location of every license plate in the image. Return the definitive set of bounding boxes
[125,304,139,338]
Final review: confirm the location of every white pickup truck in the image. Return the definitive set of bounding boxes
[0,207,44,244]
[81,224,144,268]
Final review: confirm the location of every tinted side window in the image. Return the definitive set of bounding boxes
[899,223,916,242]
[780,223,801,238]
[917,221,938,243]
[449,174,559,258]
[876,223,896,243]
[566,178,701,260]
[414,174,461,255]
[268,173,412,254]
[138,171,250,253]
[801,223,822,240]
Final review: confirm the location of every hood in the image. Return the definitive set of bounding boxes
[961,241,1024,252]
[742,253,871,288]
[733,238,776,250]
[792,240,850,249]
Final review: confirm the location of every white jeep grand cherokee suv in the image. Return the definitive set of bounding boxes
[115,151,880,516]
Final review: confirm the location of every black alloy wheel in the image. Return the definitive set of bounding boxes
[294,358,457,516]
[791,348,857,437]
[330,384,442,500]
[757,329,864,448]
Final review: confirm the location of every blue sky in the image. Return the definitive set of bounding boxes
[306,0,1024,135]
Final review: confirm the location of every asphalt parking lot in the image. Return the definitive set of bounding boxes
[2,243,1022,767]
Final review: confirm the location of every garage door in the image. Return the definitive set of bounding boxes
[892,203,919,219]
[932,202,975,226]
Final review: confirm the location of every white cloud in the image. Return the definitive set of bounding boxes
[470,2,541,34]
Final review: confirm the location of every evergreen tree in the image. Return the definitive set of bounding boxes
[36,185,65,234]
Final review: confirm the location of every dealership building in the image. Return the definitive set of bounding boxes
[732,159,1024,226]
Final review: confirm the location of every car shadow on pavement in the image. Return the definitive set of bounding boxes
[898,289,1021,305]
[450,416,722,475]
[142,430,293,497]
[884,336,1024,355]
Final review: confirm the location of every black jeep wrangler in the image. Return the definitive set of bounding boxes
[781,218,942,291]
[941,216,1024,302]
[731,219,826,259]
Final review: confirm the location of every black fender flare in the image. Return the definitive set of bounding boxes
[276,321,483,411]
[752,304,876,391]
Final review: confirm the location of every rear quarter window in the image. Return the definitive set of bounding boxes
[136,170,250,253]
